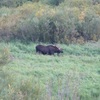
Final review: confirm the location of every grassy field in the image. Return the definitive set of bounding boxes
[0,41,100,100]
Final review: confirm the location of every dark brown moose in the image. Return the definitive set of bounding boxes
[36,45,63,55]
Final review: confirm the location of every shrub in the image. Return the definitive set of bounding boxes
[76,11,100,41]
[37,0,64,6]
[0,46,11,66]
[64,0,92,8]
[0,0,65,8]
[0,1,100,43]
[0,0,39,7]
[12,6,80,44]
[92,0,100,5]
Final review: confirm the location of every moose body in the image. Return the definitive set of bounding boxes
[36,45,63,55]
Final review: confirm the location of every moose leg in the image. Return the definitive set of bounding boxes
[49,51,54,55]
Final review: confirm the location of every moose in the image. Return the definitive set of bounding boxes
[36,44,63,55]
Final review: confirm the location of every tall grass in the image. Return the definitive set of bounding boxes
[0,41,100,100]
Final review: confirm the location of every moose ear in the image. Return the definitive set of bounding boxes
[58,47,61,50]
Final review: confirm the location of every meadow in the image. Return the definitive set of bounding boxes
[0,41,100,100]
[0,0,100,100]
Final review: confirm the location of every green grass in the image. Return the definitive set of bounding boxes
[0,41,100,100]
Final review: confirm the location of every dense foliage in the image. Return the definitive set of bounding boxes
[0,0,100,43]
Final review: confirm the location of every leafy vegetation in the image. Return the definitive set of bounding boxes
[0,41,100,100]
[0,0,100,43]
[0,44,11,66]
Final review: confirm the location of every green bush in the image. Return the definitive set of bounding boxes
[0,47,11,66]
[11,7,79,43]
[0,1,100,43]
[92,0,100,4]
[0,0,64,7]
[63,0,92,8]
[76,11,100,41]
[42,0,64,6]
[0,0,39,7]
